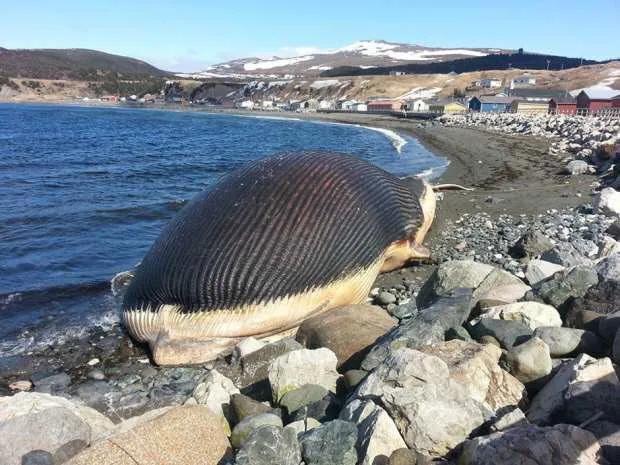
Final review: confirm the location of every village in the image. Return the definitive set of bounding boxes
[234,74,620,117]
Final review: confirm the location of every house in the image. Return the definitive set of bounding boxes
[576,90,614,114]
[510,88,569,102]
[406,99,429,112]
[340,100,357,111]
[473,78,503,89]
[612,95,620,108]
[510,100,549,114]
[548,97,577,115]
[389,71,406,76]
[367,99,405,112]
[318,100,336,110]
[429,100,466,114]
[299,99,319,111]
[353,102,367,112]
[238,100,255,110]
[100,95,118,102]
[510,74,536,89]
[261,100,275,110]
[469,96,515,113]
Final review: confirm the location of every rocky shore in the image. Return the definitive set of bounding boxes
[1,111,620,465]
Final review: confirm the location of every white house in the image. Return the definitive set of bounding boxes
[340,100,357,111]
[352,102,367,112]
[261,100,275,109]
[407,99,429,112]
[510,74,536,89]
[239,100,254,109]
[318,100,335,110]
[473,78,503,89]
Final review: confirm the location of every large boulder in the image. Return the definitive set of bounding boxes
[472,268,531,307]
[586,420,620,464]
[564,159,591,175]
[505,337,552,384]
[594,187,620,219]
[528,354,620,425]
[467,319,533,349]
[476,302,562,330]
[296,304,397,371]
[300,420,358,465]
[533,326,604,357]
[459,424,603,465]
[235,425,301,465]
[355,342,525,457]
[268,348,339,403]
[192,370,239,434]
[525,259,565,286]
[510,230,555,259]
[417,260,493,305]
[339,400,406,465]
[0,392,113,465]
[66,406,232,465]
[541,242,590,268]
[535,265,598,308]
[230,413,283,449]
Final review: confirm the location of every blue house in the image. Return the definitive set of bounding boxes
[469,96,516,113]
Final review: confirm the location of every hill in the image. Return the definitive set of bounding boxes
[181,40,511,79]
[0,48,171,80]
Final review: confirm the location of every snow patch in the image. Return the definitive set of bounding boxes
[397,87,442,100]
[570,73,620,98]
[244,55,314,71]
[310,79,340,89]
[308,65,333,71]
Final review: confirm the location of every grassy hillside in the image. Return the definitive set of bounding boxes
[0,48,171,80]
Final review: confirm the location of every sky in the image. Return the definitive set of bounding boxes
[1,0,618,72]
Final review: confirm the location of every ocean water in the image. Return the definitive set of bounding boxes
[0,103,447,354]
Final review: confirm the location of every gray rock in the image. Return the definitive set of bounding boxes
[376,291,397,305]
[525,259,565,286]
[280,384,328,414]
[192,370,239,434]
[598,311,620,342]
[268,348,339,403]
[613,328,620,365]
[20,450,53,465]
[489,408,528,432]
[459,424,603,465]
[0,393,113,465]
[586,420,620,464]
[284,418,322,436]
[230,393,274,423]
[300,420,358,465]
[288,392,341,423]
[467,319,533,349]
[535,264,598,308]
[510,230,555,258]
[534,326,604,357]
[476,301,562,330]
[231,413,283,449]
[594,187,620,219]
[417,260,493,306]
[505,337,552,383]
[388,300,418,320]
[564,159,590,175]
[32,372,71,395]
[445,326,472,342]
[343,370,368,390]
[239,338,304,392]
[472,268,531,307]
[87,369,105,381]
[235,425,302,465]
[541,242,589,267]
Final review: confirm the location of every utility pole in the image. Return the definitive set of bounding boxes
[546,59,551,71]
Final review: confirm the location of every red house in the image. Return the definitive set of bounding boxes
[548,97,577,115]
[367,99,405,112]
[612,95,620,108]
[576,90,613,114]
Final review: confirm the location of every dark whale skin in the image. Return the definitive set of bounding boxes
[122,151,424,314]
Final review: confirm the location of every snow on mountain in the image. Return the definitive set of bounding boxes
[183,40,502,79]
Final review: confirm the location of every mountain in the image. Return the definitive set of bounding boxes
[181,40,510,78]
[0,48,171,80]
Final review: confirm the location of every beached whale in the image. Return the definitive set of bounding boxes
[122,151,444,365]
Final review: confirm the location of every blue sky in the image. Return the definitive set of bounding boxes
[1,0,618,71]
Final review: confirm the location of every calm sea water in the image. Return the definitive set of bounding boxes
[0,103,447,354]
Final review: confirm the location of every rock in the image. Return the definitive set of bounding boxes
[355,344,523,457]
[528,354,620,425]
[459,424,603,465]
[376,291,397,305]
[388,448,426,465]
[0,393,113,465]
[67,406,231,465]
[417,260,493,305]
[300,420,358,465]
[232,337,266,362]
[445,326,472,341]
[280,384,328,414]
[489,408,528,432]
[477,301,562,330]
[230,393,274,423]
[284,417,322,436]
[52,439,89,463]
[598,311,620,342]
[535,265,598,308]
[607,220,620,240]
[8,380,32,392]
[468,319,533,349]
[564,304,604,331]
[238,338,303,395]
[595,187,620,218]
[534,326,604,357]
[505,337,552,383]
[479,335,501,347]
[388,300,418,320]
[288,392,341,423]
[613,328,620,364]
[565,159,590,175]
[510,230,555,259]
[87,369,105,381]
[472,267,531,306]
[230,413,283,449]
[343,370,367,390]
[586,420,620,464]
[541,242,589,267]
[192,369,239,434]
[296,304,397,371]
[20,450,54,465]
[32,372,71,395]
[525,259,565,286]
[233,425,301,465]
[268,348,339,403]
